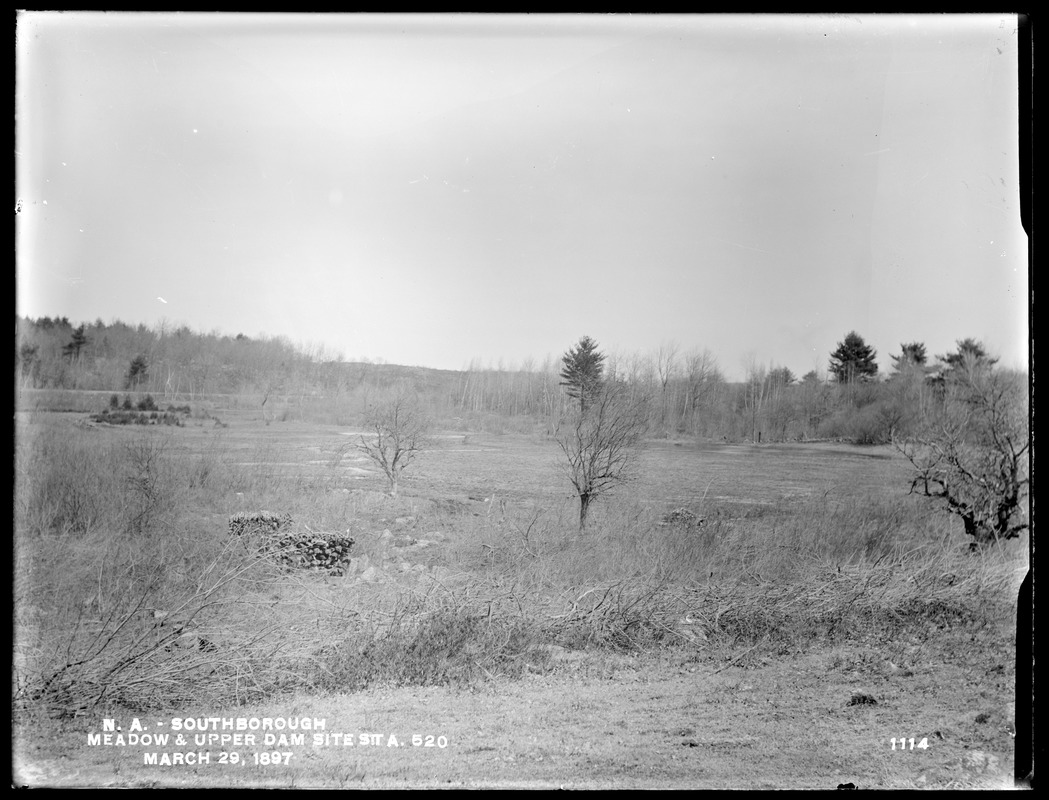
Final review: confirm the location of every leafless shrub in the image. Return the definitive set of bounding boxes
[14,532,285,717]
[121,435,178,537]
[305,586,548,692]
[894,365,1028,550]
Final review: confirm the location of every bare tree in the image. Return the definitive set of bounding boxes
[798,369,832,439]
[556,380,650,531]
[766,365,797,441]
[259,370,287,426]
[357,388,433,497]
[895,360,1028,550]
[681,349,720,436]
[655,340,679,435]
[741,357,769,443]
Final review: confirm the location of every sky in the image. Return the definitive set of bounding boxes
[16,13,1028,380]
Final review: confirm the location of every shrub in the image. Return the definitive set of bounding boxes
[896,366,1029,549]
[14,426,288,715]
[91,394,188,428]
[308,603,546,693]
[16,534,285,717]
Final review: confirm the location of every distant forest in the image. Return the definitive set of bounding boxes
[14,315,1015,444]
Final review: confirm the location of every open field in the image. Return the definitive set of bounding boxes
[13,400,1027,788]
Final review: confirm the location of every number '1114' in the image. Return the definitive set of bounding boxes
[891,738,929,750]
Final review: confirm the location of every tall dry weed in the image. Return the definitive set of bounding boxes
[441,488,1025,655]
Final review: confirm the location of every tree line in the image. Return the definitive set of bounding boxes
[15,316,1022,445]
[16,316,355,401]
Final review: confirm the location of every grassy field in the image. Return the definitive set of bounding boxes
[12,399,1028,788]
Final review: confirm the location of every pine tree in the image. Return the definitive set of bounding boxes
[62,324,90,361]
[828,331,878,384]
[890,342,928,373]
[937,338,998,372]
[931,338,999,391]
[126,354,149,390]
[560,336,606,412]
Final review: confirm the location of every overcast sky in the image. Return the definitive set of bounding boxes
[16,13,1027,380]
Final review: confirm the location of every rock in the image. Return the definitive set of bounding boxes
[360,566,382,583]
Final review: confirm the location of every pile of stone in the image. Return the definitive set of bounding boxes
[229,511,293,538]
[229,511,355,576]
[658,508,705,529]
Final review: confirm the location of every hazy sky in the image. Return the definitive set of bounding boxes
[16,13,1027,379]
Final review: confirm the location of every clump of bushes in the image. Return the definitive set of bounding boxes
[94,396,192,427]
[92,409,184,427]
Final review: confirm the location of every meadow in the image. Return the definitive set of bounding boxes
[12,396,1027,788]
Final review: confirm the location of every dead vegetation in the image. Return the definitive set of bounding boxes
[13,409,1024,737]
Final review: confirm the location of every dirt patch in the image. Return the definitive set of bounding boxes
[14,639,1018,789]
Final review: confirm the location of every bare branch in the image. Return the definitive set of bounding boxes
[356,387,433,497]
[556,380,649,531]
[893,365,1029,549]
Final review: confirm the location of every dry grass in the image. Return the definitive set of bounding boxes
[14,408,1026,757]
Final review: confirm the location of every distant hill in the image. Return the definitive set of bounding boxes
[334,361,466,395]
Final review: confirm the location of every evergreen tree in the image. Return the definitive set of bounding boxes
[937,338,998,373]
[890,342,928,373]
[930,338,999,392]
[560,336,606,412]
[62,324,90,361]
[828,331,878,384]
[126,354,149,390]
